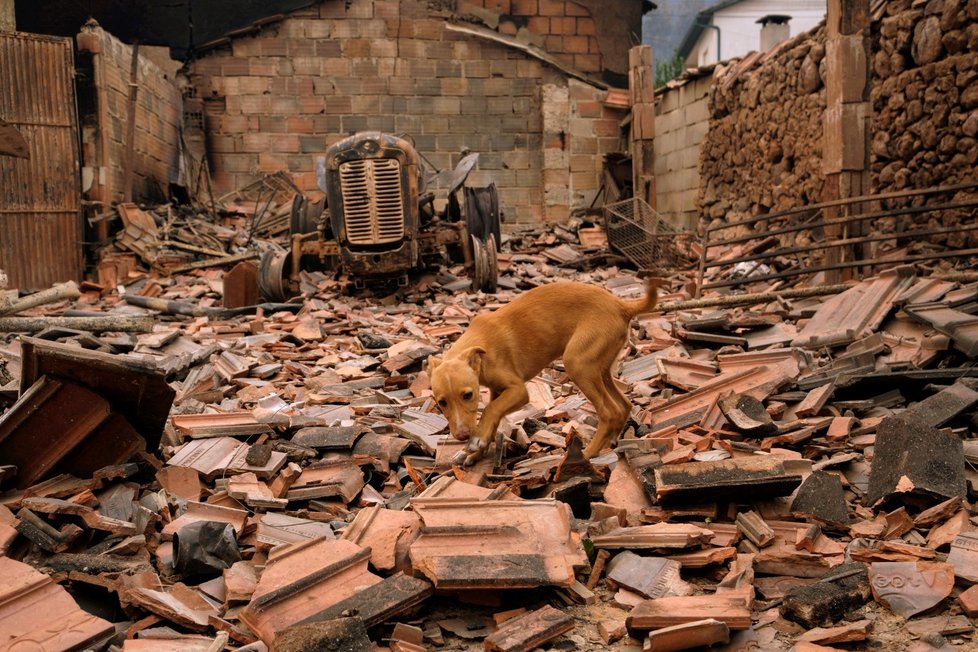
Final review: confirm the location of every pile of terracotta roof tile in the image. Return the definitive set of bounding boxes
[3,220,978,651]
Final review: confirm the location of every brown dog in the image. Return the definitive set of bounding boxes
[427,278,659,465]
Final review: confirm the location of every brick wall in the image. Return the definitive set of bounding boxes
[653,72,713,230]
[76,22,182,206]
[189,0,627,226]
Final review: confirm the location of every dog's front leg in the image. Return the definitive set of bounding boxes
[456,382,529,466]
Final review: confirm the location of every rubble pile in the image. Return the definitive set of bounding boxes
[4,219,978,651]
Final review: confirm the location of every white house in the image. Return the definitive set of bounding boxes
[678,0,826,67]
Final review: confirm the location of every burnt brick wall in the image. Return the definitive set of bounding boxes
[77,22,182,205]
[189,0,626,226]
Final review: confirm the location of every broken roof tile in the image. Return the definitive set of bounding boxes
[408,498,587,589]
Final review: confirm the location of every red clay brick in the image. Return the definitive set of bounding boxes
[551,16,576,35]
[566,2,589,16]
[286,117,314,134]
[575,53,601,72]
[577,17,596,35]
[563,35,589,54]
[527,16,550,34]
[498,19,518,36]
[250,60,277,76]
[575,100,601,118]
[539,0,564,16]
[511,0,537,15]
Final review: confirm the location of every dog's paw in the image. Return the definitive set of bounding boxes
[449,438,488,467]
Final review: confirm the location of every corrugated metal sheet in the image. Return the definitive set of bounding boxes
[0,32,83,289]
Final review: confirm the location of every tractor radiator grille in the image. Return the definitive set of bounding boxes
[339,158,405,245]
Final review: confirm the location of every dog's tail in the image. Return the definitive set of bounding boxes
[619,277,660,319]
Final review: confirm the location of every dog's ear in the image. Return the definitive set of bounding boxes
[426,355,442,374]
[463,347,486,375]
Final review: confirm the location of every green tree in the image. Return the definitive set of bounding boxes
[655,50,685,88]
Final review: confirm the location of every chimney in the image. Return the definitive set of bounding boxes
[757,14,791,51]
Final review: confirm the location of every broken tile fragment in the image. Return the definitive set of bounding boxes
[870,561,954,618]
[605,551,691,599]
[790,471,850,527]
[240,538,431,646]
[902,379,978,427]
[644,618,730,651]
[483,605,574,652]
[865,415,965,508]
[275,617,373,652]
[718,394,777,436]
[946,532,978,583]
[626,592,751,631]
[781,562,872,628]
[0,557,115,649]
[654,455,802,506]
[408,498,586,589]
[591,523,714,549]
[795,618,871,645]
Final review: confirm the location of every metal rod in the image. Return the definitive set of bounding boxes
[702,247,978,290]
[657,284,852,312]
[704,199,978,251]
[705,180,978,235]
[702,220,978,270]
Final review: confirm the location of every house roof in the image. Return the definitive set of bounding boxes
[676,0,746,60]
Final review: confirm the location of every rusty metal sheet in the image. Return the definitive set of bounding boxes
[0,376,146,488]
[0,32,83,288]
[408,498,588,589]
[19,337,174,449]
[240,537,432,646]
[0,556,114,649]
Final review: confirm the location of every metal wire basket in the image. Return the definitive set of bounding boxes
[604,197,691,271]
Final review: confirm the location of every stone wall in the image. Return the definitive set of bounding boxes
[872,0,978,196]
[189,0,628,226]
[76,22,183,205]
[692,0,978,229]
[653,70,713,230]
[697,27,827,226]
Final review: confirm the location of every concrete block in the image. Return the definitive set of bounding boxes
[657,89,679,114]
[684,98,710,125]
[688,120,710,146]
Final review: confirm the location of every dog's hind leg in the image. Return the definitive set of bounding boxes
[564,330,630,459]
